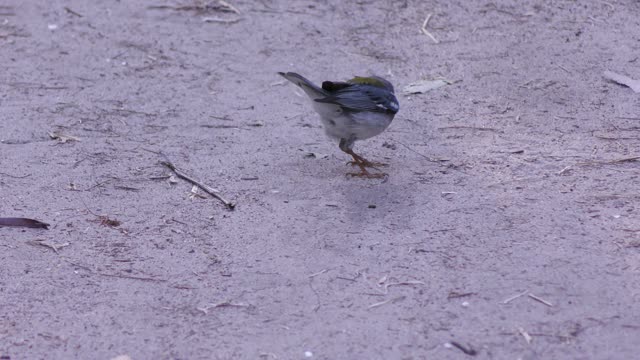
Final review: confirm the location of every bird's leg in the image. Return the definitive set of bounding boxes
[339,138,387,178]
[339,138,387,169]
[360,158,388,168]
[346,162,387,179]
[346,150,366,166]
[346,150,388,169]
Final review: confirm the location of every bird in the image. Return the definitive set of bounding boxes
[278,72,399,178]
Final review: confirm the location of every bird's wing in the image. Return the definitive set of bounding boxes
[314,86,387,112]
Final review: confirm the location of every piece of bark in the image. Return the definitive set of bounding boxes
[0,217,50,229]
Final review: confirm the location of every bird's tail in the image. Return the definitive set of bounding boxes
[278,72,327,100]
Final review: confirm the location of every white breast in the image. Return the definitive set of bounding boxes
[319,111,394,140]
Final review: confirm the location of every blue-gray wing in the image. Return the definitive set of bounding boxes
[315,86,397,113]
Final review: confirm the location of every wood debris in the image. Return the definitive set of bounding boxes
[421,13,439,43]
[604,70,640,93]
[0,217,49,229]
[48,131,80,143]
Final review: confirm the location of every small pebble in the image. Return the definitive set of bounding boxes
[304,351,313,357]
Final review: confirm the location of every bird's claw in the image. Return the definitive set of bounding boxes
[347,171,388,179]
[347,160,388,168]
[346,166,388,179]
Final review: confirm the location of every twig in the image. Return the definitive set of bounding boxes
[449,342,477,356]
[0,172,31,179]
[197,300,249,314]
[395,139,447,163]
[308,269,328,278]
[502,290,528,304]
[368,296,405,309]
[219,0,240,14]
[528,293,553,307]
[517,327,533,344]
[64,6,83,17]
[589,156,640,165]
[557,165,572,175]
[270,80,287,87]
[148,0,239,14]
[160,160,235,210]
[382,280,425,294]
[448,291,476,299]
[560,156,640,174]
[62,258,167,282]
[481,3,531,19]
[421,14,439,44]
[438,125,498,132]
[48,131,81,143]
[28,239,70,253]
[556,64,571,73]
[202,17,242,23]
[601,1,615,11]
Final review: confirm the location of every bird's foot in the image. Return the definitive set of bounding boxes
[361,160,388,168]
[346,166,388,179]
[347,171,388,179]
[347,160,388,168]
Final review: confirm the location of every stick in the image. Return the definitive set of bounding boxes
[383,280,425,294]
[0,172,31,178]
[421,14,440,44]
[557,165,572,175]
[447,291,476,299]
[28,239,70,253]
[395,139,447,163]
[308,269,328,278]
[449,342,477,356]
[62,258,167,282]
[218,0,241,14]
[202,17,241,24]
[517,327,533,344]
[368,296,405,309]
[528,293,553,307]
[592,156,640,164]
[161,160,235,210]
[502,290,528,304]
[64,6,83,17]
[0,217,49,229]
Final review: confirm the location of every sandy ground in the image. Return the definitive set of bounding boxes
[2,0,640,359]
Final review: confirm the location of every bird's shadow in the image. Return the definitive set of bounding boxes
[338,180,415,232]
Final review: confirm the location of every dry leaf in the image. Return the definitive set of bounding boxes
[48,131,80,143]
[604,70,640,93]
[304,152,328,159]
[0,217,49,229]
[29,239,70,253]
[402,79,448,95]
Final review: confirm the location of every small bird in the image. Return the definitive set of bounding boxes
[278,72,399,178]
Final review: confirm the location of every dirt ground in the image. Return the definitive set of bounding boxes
[1,0,640,359]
